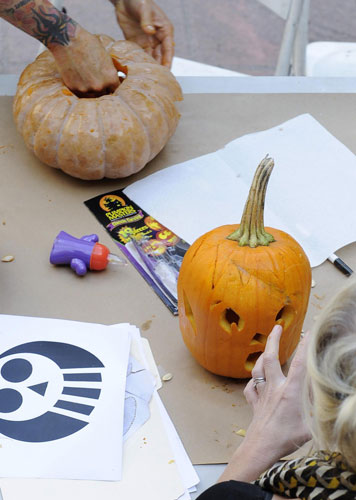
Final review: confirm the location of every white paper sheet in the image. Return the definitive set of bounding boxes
[0,323,194,500]
[107,325,191,500]
[123,356,155,441]
[124,152,249,247]
[127,327,200,495]
[156,395,200,495]
[0,315,131,481]
[124,114,356,267]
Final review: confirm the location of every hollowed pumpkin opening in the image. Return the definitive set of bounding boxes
[220,308,245,333]
[112,58,128,81]
[244,351,263,372]
[183,292,196,333]
[250,333,267,346]
[275,305,295,328]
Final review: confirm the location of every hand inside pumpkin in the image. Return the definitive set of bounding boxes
[115,0,174,67]
[49,26,120,97]
[218,325,311,484]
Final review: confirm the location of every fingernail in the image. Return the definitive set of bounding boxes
[145,24,155,33]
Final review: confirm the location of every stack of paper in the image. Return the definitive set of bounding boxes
[0,315,199,500]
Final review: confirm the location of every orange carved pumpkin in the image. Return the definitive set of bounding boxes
[13,35,182,180]
[177,156,311,378]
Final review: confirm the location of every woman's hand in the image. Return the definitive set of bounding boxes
[219,325,311,483]
[50,26,120,97]
[243,325,311,460]
[115,0,174,67]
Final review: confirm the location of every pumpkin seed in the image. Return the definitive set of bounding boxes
[311,279,316,288]
[162,373,173,382]
[2,255,14,262]
[235,429,246,437]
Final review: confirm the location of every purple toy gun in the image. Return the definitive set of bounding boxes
[50,231,126,276]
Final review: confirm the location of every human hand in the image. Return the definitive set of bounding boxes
[219,325,311,484]
[243,325,311,462]
[49,26,120,97]
[115,0,174,67]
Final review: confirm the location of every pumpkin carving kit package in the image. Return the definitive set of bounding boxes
[85,190,189,315]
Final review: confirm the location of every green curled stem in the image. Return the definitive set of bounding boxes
[227,155,275,248]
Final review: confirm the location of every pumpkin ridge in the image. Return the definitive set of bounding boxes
[190,234,209,261]
[121,78,179,136]
[229,245,283,287]
[118,87,161,157]
[15,76,58,100]
[268,237,310,289]
[211,240,244,289]
[228,262,251,288]
[95,100,106,173]
[118,87,169,156]
[124,62,183,101]
[263,245,288,283]
[15,81,63,133]
[211,242,225,290]
[284,238,310,266]
[234,263,286,296]
[23,92,60,149]
[33,95,75,168]
[55,99,79,170]
[265,236,308,291]
[121,83,169,120]
[113,94,150,166]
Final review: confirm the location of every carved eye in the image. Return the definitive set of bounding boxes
[183,292,196,333]
[250,333,267,346]
[220,308,245,333]
[275,305,295,328]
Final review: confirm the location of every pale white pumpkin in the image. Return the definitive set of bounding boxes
[13,35,183,180]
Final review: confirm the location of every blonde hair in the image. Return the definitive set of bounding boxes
[305,278,356,470]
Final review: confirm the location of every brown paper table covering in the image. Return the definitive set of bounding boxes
[1,93,355,465]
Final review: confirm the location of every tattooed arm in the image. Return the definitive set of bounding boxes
[0,0,119,96]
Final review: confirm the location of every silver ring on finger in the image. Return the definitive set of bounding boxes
[253,376,266,389]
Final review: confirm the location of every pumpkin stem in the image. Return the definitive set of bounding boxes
[227,155,275,247]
